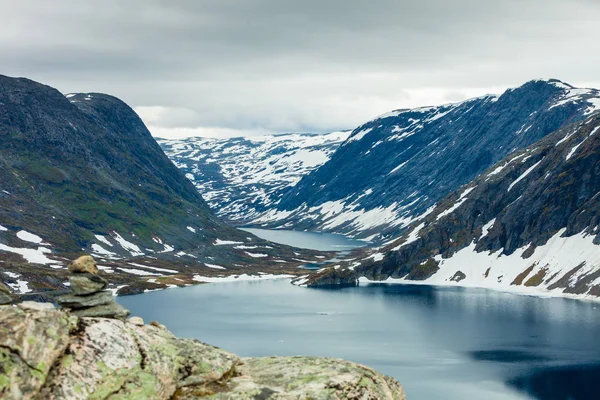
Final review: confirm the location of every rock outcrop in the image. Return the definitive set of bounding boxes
[0,255,405,399]
[0,303,405,399]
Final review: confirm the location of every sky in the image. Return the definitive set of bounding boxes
[1,0,600,138]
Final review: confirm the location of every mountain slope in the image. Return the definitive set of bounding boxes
[0,75,326,295]
[267,80,600,241]
[158,131,349,224]
[305,113,600,298]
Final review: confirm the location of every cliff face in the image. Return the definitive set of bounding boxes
[0,302,405,399]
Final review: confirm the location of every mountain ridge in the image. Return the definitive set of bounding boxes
[303,112,600,299]
[158,130,349,224]
[260,79,600,242]
[0,75,327,296]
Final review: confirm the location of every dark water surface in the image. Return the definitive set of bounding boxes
[118,280,600,400]
[239,227,367,251]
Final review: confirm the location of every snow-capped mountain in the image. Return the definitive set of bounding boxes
[158,131,349,224]
[264,80,600,242]
[303,113,600,298]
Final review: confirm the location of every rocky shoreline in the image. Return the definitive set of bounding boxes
[0,256,405,399]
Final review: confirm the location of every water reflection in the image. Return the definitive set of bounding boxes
[508,363,600,400]
[239,227,367,251]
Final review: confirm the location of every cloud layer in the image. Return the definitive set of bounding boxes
[2,0,600,137]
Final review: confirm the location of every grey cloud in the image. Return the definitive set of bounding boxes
[1,0,599,136]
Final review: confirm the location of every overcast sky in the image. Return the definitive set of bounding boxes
[2,0,599,138]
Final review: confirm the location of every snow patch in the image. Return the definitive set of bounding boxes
[0,243,56,265]
[16,230,44,244]
[214,239,243,246]
[193,273,293,283]
[508,159,544,192]
[112,232,143,256]
[205,263,226,270]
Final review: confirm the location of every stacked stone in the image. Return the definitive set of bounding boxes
[57,255,129,320]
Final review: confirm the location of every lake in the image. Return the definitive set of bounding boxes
[239,227,367,251]
[118,279,600,400]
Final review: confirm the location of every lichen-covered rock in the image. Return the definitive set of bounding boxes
[69,302,130,320]
[68,255,99,274]
[128,316,144,326]
[17,301,55,311]
[0,304,406,399]
[69,273,107,295]
[186,356,406,400]
[56,291,113,309]
[0,305,75,399]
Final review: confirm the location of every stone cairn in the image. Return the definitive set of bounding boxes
[56,255,130,320]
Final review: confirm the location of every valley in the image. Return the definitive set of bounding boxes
[158,131,349,224]
[4,3,600,399]
[3,76,600,303]
[155,79,600,302]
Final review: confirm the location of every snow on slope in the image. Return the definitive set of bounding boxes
[270,79,600,242]
[316,113,600,299]
[158,131,349,223]
[361,229,600,301]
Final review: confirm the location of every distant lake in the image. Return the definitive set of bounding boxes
[119,280,600,400]
[239,227,367,251]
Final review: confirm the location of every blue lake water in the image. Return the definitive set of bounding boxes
[118,279,600,400]
[239,227,367,251]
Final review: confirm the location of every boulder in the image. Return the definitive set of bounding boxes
[69,302,130,320]
[56,291,113,309]
[128,316,144,326]
[69,273,107,295]
[67,255,98,274]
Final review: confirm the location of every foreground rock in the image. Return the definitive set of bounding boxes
[0,304,405,399]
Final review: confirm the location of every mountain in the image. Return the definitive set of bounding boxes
[303,112,600,298]
[264,80,600,242]
[158,131,349,224]
[0,75,325,295]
